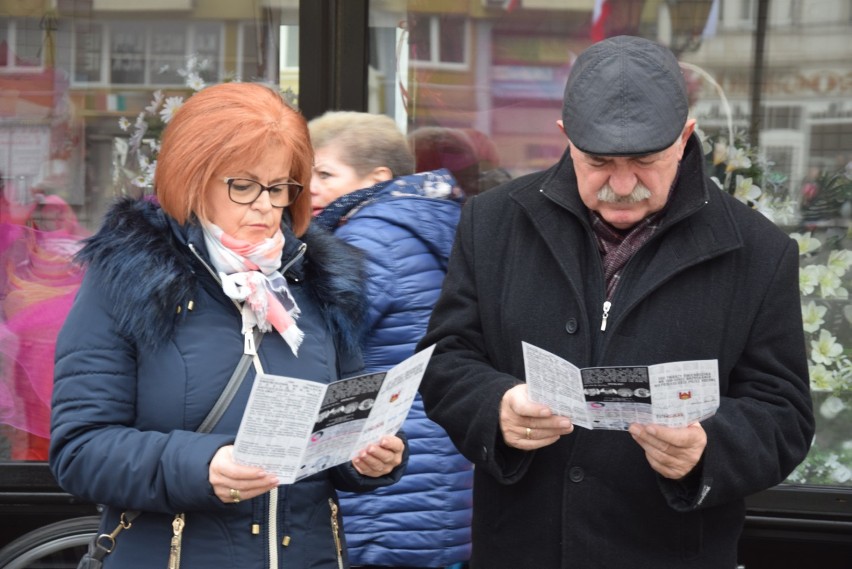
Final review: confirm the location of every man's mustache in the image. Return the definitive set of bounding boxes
[596,183,652,204]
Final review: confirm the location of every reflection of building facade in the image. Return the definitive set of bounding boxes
[0,0,850,566]
[687,1,852,198]
[382,0,852,195]
[1,0,299,227]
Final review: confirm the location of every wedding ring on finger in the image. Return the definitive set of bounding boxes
[525,427,532,440]
[229,488,241,503]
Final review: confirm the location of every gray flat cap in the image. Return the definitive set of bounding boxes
[562,35,688,156]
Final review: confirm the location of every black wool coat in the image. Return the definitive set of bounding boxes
[417,136,814,569]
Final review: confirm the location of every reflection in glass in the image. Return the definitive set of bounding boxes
[0,2,301,463]
[367,1,852,489]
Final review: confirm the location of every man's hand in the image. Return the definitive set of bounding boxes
[500,384,574,450]
[628,422,707,480]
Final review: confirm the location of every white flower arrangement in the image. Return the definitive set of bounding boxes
[111,54,300,197]
[112,55,213,194]
[699,128,852,486]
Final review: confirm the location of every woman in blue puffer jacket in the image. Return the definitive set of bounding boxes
[49,83,408,569]
[309,111,473,569]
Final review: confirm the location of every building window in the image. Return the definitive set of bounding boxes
[409,15,469,70]
[71,21,222,86]
[0,17,45,72]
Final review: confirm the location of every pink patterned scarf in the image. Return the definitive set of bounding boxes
[202,222,304,356]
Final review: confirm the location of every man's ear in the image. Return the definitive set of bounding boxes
[556,119,566,136]
[682,118,697,144]
[674,118,698,160]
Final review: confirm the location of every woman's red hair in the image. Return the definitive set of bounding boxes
[155,82,313,236]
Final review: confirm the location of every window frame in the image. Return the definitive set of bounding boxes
[69,20,225,88]
[408,14,471,71]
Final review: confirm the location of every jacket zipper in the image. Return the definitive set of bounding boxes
[600,300,611,331]
[268,487,279,569]
[188,243,242,314]
[281,242,307,275]
[187,240,307,566]
[168,513,185,569]
[329,498,343,569]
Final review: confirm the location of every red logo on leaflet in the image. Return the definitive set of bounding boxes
[678,391,692,400]
[389,392,400,403]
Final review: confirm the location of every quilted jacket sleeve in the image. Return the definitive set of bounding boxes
[49,268,234,514]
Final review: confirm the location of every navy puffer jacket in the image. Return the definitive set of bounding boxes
[49,198,407,569]
[316,170,473,567]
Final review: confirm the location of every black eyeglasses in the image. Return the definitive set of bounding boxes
[223,177,303,208]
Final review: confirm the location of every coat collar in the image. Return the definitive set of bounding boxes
[166,209,309,282]
[75,198,367,351]
[530,134,712,228]
[508,135,744,301]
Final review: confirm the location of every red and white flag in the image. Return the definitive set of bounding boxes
[590,0,611,42]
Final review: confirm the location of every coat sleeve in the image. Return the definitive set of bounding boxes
[328,430,409,492]
[660,237,815,511]
[49,268,234,514]
[416,198,533,483]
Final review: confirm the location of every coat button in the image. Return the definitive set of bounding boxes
[565,318,578,334]
[569,466,584,482]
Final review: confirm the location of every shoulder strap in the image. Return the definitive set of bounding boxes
[197,328,264,434]
[88,328,265,558]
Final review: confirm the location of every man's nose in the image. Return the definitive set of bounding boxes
[608,166,638,195]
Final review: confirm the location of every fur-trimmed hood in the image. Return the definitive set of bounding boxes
[75,197,368,351]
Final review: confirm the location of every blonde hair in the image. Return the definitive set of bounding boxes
[308,111,414,178]
[155,82,314,236]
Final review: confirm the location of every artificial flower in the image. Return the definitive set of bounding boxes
[819,395,846,420]
[816,265,848,299]
[811,329,843,366]
[159,96,185,124]
[826,249,852,277]
[801,301,827,333]
[145,90,164,115]
[725,146,752,172]
[799,264,821,296]
[808,364,834,391]
[790,232,822,256]
[733,174,761,203]
[186,74,206,91]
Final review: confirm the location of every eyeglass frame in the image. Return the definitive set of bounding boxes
[222,177,304,208]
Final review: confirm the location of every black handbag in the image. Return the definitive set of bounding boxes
[75,331,262,569]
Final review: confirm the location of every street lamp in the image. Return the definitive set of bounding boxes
[658,0,715,55]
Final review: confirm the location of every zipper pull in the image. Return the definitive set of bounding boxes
[168,513,185,569]
[329,498,344,569]
[600,301,612,332]
[244,329,256,355]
